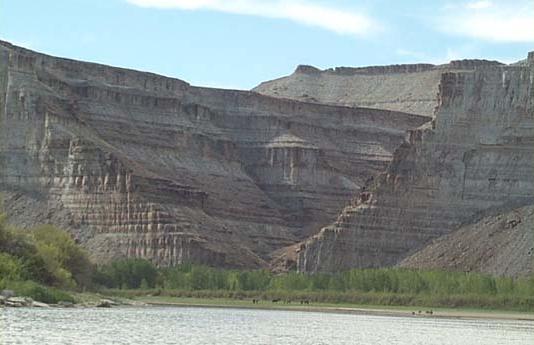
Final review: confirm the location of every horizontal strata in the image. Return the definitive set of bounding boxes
[399,205,534,277]
[295,59,503,76]
[295,53,534,274]
[254,59,505,117]
[0,40,429,268]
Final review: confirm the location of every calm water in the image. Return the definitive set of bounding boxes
[1,306,533,345]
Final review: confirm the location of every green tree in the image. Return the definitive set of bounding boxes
[0,252,25,282]
[32,225,93,289]
[96,259,158,289]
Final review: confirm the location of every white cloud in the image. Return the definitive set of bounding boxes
[439,1,534,43]
[395,47,467,65]
[465,1,492,10]
[395,49,427,61]
[396,45,522,65]
[126,0,380,37]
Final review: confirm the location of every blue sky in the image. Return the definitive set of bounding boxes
[1,0,533,89]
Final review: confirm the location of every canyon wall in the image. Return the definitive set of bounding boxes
[296,55,534,273]
[0,41,428,268]
[254,60,503,117]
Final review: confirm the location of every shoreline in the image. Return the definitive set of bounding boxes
[4,294,533,322]
[136,297,534,322]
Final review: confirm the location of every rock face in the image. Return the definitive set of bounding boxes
[0,41,428,268]
[254,60,504,117]
[399,205,534,277]
[296,55,534,273]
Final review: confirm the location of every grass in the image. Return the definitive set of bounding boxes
[129,295,534,321]
[1,280,76,304]
[101,288,534,314]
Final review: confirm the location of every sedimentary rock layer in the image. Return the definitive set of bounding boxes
[296,53,534,273]
[399,205,534,278]
[0,41,428,268]
[254,60,503,117]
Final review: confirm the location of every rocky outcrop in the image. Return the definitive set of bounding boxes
[399,205,534,277]
[296,53,534,273]
[0,41,428,268]
[254,60,504,117]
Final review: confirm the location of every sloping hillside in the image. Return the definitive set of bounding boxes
[254,60,503,117]
[400,205,534,277]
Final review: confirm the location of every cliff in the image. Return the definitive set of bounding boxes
[296,54,534,273]
[254,60,504,117]
[0,41,428,268]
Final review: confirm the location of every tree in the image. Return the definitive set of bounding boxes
[32,225,93,289]
[0,252,24,282]
[96,259,159,289]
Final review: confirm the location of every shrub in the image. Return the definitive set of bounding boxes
[0,215,92,289]
[32,225,94,289]
[0,252,25,281]
[1,280,75,304]
[95,259,158,289]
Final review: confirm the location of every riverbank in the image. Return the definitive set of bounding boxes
[0,289,144,309]
[133,296,534,321]
[3,290,533,322]
[104,285,534,311]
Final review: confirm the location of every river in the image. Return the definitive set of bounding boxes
[1,306,533,344]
